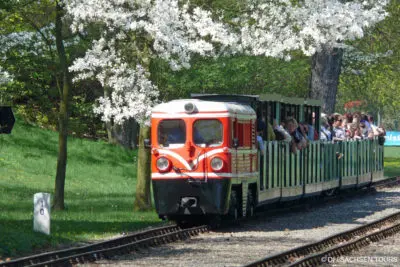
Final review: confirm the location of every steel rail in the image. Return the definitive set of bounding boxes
[244,211,400,267]
[372,176,400,188]
[288,223,400,267]
[1,224,208,267]
[2,177,398,267]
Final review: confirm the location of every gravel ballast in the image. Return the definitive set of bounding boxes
[89,186,400,267]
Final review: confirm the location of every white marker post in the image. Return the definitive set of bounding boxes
[33,193,51,235]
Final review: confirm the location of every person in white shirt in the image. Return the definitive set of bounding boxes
[333,114,346,141]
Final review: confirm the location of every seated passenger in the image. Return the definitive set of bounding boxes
[360,120,374,140]
[256,120,266,154]
[368,115,386,137]
[333,114,345,141]
[273,119,292,142]
[285,117,302,153]
[320,116,332,141]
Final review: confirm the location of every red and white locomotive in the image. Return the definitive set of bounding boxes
[150,98,258,222]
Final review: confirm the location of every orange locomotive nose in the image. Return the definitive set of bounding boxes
[150,99,257,219]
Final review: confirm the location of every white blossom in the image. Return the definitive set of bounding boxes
[0,66,13,85]
[241,0,388,58]
[93,65,159,126]
[66,0,238,125]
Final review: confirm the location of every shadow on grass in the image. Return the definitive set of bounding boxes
[1,121,136,168]
[0,183,137,212]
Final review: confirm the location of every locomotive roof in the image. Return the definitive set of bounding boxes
[152,99,256,116]
[192,93,321,107]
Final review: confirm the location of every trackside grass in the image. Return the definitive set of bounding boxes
[383,146,400,178]
[0,119,161,259]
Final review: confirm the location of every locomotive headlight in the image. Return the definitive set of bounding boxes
[211,157,224,171]
[156,157,170,172]
[184,102,196,113]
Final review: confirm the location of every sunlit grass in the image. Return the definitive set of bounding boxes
[0,119,161,259]
[384,147,400,178]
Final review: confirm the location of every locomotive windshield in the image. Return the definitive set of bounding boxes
[158,119,186,147]
[193,119,223,147]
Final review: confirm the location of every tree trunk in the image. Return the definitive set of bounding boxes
[133,125,152,211]
[53,1,71,210]
[133,39,153,211]
[309,45,343,114]
[106,119,139,149]
[103,85,139,149]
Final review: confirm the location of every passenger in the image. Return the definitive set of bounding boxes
[306,123,315,141]
[332,114,345,141]
[368,115,386,137]
[285,117,302,153]
[297,122,309,148]
[320,115,332,141]
[345,113,353,124]
[353,124,363,140]
[311,112,319,140]
[360,120,374,140]
[273,119,292,142]
[256,120,266,155]
[327,114,335,139]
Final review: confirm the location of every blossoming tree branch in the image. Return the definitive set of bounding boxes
[66,0,238,210]
[240,0,388,113]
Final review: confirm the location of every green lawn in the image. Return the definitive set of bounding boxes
[384,146,400,178]
[0,119,161,259]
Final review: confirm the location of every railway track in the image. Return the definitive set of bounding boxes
[1,224,208,267]
[372,176,400,189]
[2,177,398,267]
[244,210,400,267]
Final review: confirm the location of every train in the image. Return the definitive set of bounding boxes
[146,94,385,224]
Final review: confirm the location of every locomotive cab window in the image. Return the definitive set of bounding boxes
[193,120,223,147]
[158,119,186,147]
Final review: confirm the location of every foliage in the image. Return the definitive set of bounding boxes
[0,118,161,258]
[0,0,106,137]
[151,54,311,101]
[337,0,400,129]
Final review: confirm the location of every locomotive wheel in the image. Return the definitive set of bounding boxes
[228,190,240,220]
[247,190,255,217]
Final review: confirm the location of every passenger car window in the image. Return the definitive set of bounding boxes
[158,120,186,147]
[193,120,223,147]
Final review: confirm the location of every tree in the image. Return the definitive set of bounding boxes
[53,0,72,210]
[0,0,76,210]
[240,0,388,113]
[337,0,400,127]
[65,0,238,210]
